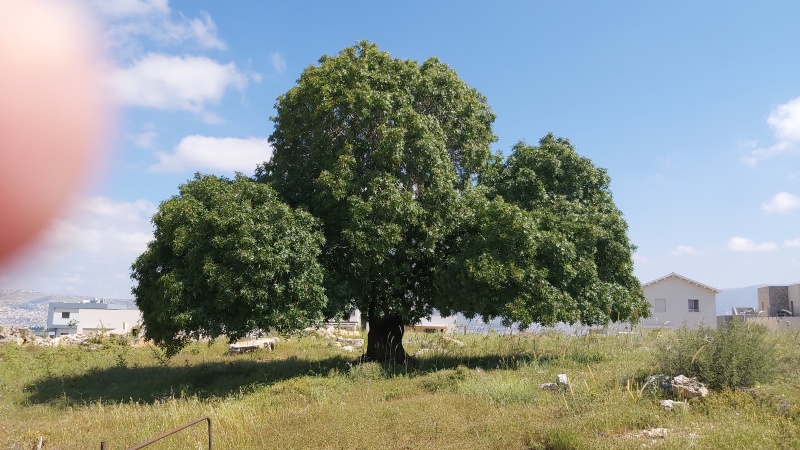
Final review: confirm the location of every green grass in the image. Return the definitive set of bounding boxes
[1,329,799,449]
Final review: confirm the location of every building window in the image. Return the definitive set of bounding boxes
[61,312,70,319]
[654,298,666,312]
[688,299,699,312]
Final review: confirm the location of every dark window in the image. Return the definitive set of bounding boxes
[688,299,699,312]
[61,312,70,319]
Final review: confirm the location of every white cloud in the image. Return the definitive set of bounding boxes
[92,0,169,18]
[784,238,800,248]
[271,53,286,74]
[93,1,225,54]
[200,112,224,125]
[741,142,790,168]
[44,197,155,260]
[47,220,152,260]
[727,237,778,252]
[762,192,800,214]
[150,135,271,173]
[670,245,700,256]
[77,196,157,222]
[92,2,260,123]
[130,130,158,148]
[0,196,156,298]
[632,253,652,265]
[768,97,800,142]
[109,53,248,118]
[742,96,800,167]
[180,12,225,50]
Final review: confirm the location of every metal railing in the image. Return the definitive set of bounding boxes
[100,416,212,450]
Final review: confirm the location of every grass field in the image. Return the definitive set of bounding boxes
[1,328,799,449]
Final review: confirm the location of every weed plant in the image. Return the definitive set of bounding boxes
[653,320,778,390]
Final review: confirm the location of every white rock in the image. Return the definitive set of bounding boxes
[442,336,465,347]
[641,428,669,438]
[556,374,569,387]
[336,337,364,347]
[228,337,278,354]
[660,399,688,411]
[671,375,708,399]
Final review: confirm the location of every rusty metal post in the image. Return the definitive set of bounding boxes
[126,416,212,450]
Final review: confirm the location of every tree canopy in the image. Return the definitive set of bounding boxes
[131,174,325,354]
[133,42,648,361]
[435,135,646,328]
[257,42,498,360]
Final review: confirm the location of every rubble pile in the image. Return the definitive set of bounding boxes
[0,326,144,348]
[228,337,280,354]
[303,326,364,352]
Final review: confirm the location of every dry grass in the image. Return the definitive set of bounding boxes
[1,329,799,449]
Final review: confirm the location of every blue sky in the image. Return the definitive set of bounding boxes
[2,0,800,298]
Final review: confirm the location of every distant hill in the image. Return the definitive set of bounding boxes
[716,285,761,315]
[0,290,135,328]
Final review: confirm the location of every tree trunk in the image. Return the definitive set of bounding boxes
[365,313,408,364]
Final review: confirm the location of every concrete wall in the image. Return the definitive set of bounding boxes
[789,284,800,316]
[48,307,81,329]
[758,286,790,317]
[640,276,717,329]
[47,302,142,335]
[78,309,142,334]
[745,316,800,331]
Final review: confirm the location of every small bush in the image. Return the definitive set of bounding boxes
[419,365,472,393]
[526,428,582,450]
[654,320,777,390]
[567,348,606,364]
[347,362,386,381]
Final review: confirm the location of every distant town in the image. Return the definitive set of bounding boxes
[0,290,135,329]
[1,279,795,332]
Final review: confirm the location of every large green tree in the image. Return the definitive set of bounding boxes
[131,174,325,355]
[258,42,496,362]
[258,42,647,362]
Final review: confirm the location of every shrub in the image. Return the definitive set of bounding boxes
[525,428,582,450]
[419,365,471,393]
[347,362,386,381]
[654,320,777,390]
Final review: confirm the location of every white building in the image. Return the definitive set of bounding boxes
[325,309,457,333]
[325,309,362,330]
[47,300,141,336]
[638,272,719,330]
